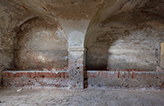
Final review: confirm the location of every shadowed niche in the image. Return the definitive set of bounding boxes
[84,0,164,71]
[13,17,68,70]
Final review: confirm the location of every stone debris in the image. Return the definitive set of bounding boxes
[17,88,23,92]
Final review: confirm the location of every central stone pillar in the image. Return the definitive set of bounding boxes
[68,47,85,89]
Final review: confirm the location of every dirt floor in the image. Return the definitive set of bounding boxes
[0,87,164,106]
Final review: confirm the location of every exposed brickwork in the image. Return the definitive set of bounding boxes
[87,71,164,89]
[3,70,164,89]
[3,71,69,87]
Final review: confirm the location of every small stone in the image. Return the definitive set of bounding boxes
[17,88,23,92]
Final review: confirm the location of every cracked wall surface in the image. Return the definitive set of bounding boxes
[1,0,164,88]
[0,0,102,88]
[14,17,68,70]
[85,0,164,71]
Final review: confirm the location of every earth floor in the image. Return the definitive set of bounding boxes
[0,87,164,106]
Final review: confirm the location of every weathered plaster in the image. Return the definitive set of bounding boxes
[85,1,164,71]
[14,17,68,70]
[1,0,164,89]
[68,47,85,89]
[87,71,164,89]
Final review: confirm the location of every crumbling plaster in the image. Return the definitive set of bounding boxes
[14,17,68,70]
[0,0,103,88]
[85,0,164,71]
[0,0,164,88]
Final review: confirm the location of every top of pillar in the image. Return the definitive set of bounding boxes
[68,47,86,52]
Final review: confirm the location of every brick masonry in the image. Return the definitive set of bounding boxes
[3,71,69,88]
[86,71,164,89]
[2,70,164,89]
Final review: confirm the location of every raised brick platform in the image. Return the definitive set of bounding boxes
[2,70,164,89]
[2,71,69,88]
[86,71,164,89]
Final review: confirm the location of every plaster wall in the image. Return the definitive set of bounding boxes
[0,6,16,82]
[86,6,164,71]
[1,0,164,89]
[14,17,68,70]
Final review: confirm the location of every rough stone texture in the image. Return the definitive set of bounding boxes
[1,0,164,89]
[0,0,102,88]
[85,1,164,71]
[14,17,68,70]
[68,48,85,89]
[1,88,164,106]
[0,6,16,85]
[3,71,69,88]
[87,71,164,89]
[0,0,102,71]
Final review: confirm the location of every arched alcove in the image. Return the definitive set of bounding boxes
[85,0,164,71]
[14,17,68,70]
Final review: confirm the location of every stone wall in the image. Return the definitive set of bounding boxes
[86,5,164,71]
[0,6,16,86]
[1,0,164,89]
[14,17,68,70]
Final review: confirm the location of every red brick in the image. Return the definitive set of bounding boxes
[15,73,19,77]
[50,71,53,78]
[65,72,69,78]
[98,71,101,77]
[46,72,51,78]
[100,71,103,77]
[61,72,64,78]
[53,73,57,78]
[118,71,120,78]
[35,72,39,77]
[132,72,134,79]
[9,73,12,77]
[108,72,118,78]
[101,72,108,78]
[32,72,36,78]
[88,72,96,78]
[41,72,44,78]
[27,72,31,78]
[63,72,66,78]
[57,72,61,78]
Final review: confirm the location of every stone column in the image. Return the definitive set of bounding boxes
[68,47,85,89]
